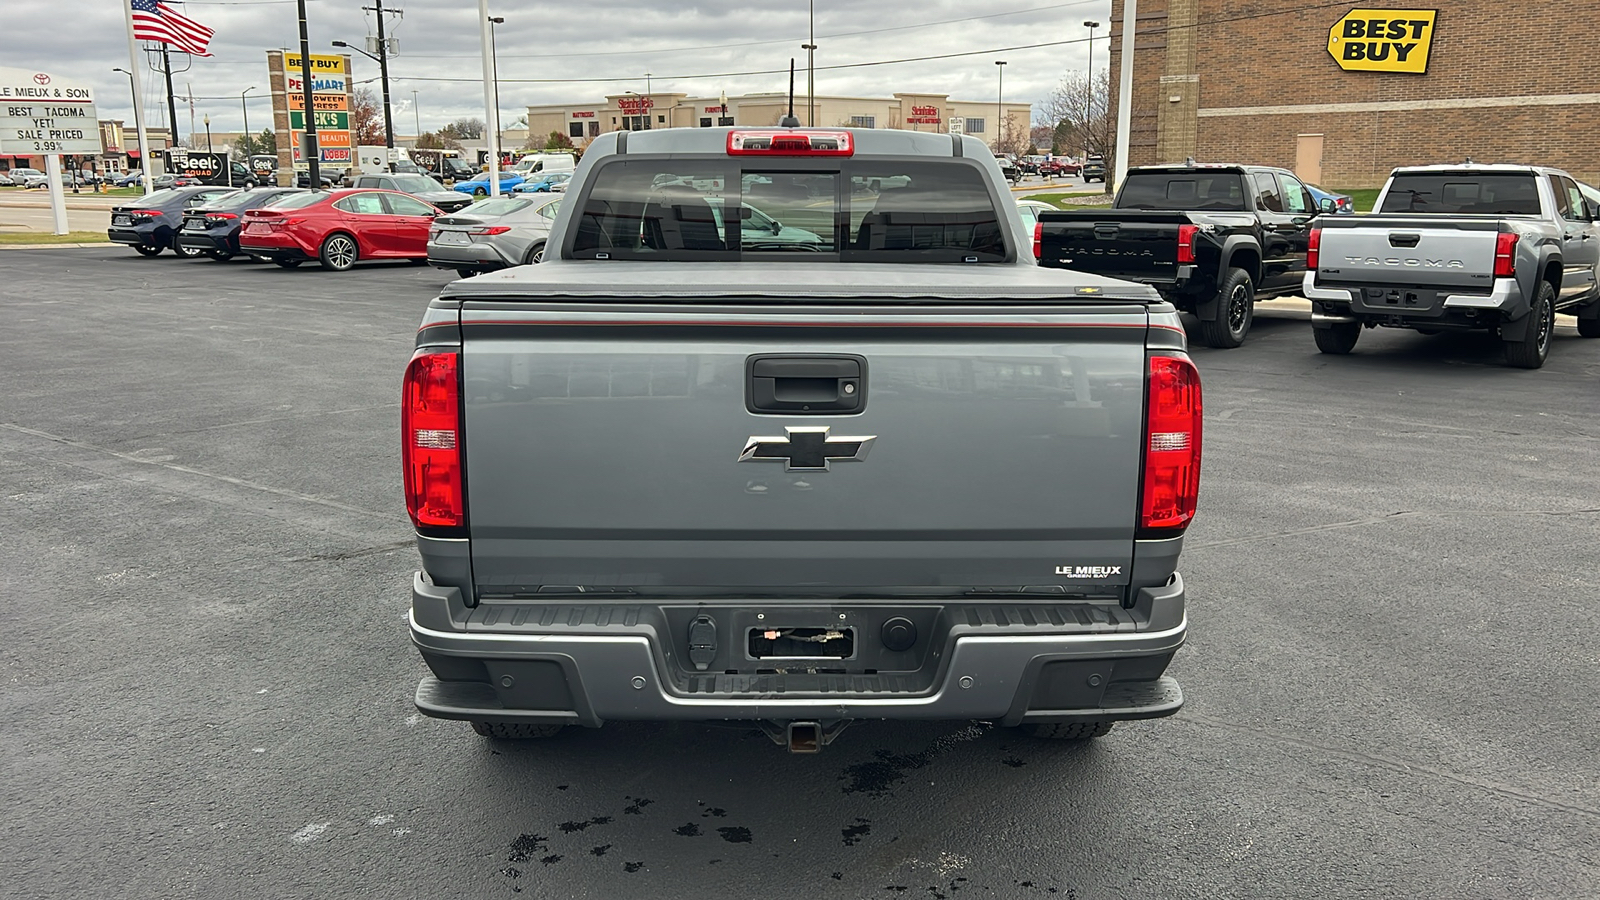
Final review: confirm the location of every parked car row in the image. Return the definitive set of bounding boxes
[1036,160,1600,368]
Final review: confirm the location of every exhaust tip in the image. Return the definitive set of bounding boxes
[786,721,822,754]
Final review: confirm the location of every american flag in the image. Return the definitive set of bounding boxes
[131,0,215,57]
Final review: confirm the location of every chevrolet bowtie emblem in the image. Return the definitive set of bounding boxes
[739,426,876,471]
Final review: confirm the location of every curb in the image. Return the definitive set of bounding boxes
[0,242,112,250]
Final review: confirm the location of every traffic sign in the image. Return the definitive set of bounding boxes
[0,66,101,156]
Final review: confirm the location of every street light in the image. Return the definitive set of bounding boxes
[1083,21,1101,160]
[240,86,256,162]
[995,60,1007,152]
[411,89,420,139]
[333,34,396,171]
[488,16,504,162]
[719,89,728,126]
[803,0,815,126]
[112,67,146,187]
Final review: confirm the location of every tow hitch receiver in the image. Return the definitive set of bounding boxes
[758,719,852,753]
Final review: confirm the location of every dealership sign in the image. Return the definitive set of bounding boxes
[0,67,101,155]
[1327,8,1438,74]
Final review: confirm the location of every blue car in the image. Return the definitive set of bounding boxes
[452,171,525,196]
[113,171,146,187]
[1305,183,1356,215]
[512,172,572,194]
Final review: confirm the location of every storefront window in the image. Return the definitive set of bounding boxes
[965,117,985,134]
[569,122,584,138]
[849,116,876,128]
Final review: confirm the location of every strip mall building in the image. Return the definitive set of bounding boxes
[1109,0,1599,186]
[523,92,1031,149]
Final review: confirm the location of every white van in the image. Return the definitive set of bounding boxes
[511,152,576,176]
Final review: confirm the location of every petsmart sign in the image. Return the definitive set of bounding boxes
[1327,9,1438,74]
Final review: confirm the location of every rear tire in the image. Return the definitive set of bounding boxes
[1023,721,1114,740]
[1577,304,1600,338]
[133,243,162,257]
[470,721,566,740]
[524,242,546,265]
[319,232,359,271]
[1314,321,1362,354]
[1196,267,1255,349]
[171,240,202,259]
[205,248,235,261]
[1504,280,1555,369]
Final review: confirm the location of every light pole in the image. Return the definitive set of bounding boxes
[333,39,397,170]
[1084,20,1101,160]
[804,0,815,126]
[719,89,728,126]
[297,0,321,189]
[994,60,1006,152]
[112,67,146,185]
[411,89,420,138]
[240,86,255,160]
[489,16,504,161]
[479,6,502,194]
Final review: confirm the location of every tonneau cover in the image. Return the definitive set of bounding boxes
[439,260,1162,303]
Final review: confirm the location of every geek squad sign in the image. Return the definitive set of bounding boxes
[1327,8,1439,74]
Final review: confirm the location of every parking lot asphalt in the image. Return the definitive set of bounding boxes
[4,247,1598,899]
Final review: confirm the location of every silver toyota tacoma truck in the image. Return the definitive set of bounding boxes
[1304,163,1600,368]
[403,127,1201,752]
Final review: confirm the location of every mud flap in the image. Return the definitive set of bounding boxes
[1498,308,1532,343]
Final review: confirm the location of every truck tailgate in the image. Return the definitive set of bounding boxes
[1038,211,1189,282]
[1316,217,1500,288]
[459,302,1151,596]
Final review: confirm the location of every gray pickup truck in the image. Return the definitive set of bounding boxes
[403,127,1201,752]
[1304,164,1600,368]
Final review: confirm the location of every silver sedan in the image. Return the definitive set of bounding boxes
[426,195,563,277]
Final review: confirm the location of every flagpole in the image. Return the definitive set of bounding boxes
[123,0,155,194]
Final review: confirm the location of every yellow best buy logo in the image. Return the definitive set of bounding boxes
[1327,9,1438,74]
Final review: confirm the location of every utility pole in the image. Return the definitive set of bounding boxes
[160,45,179,149]
[297,0,321,188]
[187,82,196,144]
[363,0,398,171]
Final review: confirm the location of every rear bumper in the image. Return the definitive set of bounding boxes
[410,574,1187,728]
[241,232,313,260]
[1303,272,1524,322]
[427,241,511,269]
[176,229,234,252]
[108,224,163,246]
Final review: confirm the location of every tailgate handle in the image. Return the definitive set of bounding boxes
[1093,223,1120,240]
[747,355,865,414]
[1388,232,1421,248]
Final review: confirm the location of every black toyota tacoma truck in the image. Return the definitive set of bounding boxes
[403,127,1202,752]
[1037,163,1324,348]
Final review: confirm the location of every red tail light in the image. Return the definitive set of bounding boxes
[1032,221,1042,260]
[402,350,465,531]
[1494,232,1518,278]
[206,212,239,225]
[727,129,854,156]
[1307,226,1322,271]
[469,225,512,235]
[130,209,162,218]
[1140,355,1203,537]
[1176,224,1198,264]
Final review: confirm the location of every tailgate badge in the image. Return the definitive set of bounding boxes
[739,426,876,472]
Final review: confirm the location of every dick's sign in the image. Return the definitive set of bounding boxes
[1327,8,1438,74]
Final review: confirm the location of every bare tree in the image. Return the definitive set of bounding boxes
[350,87,384,146]
[1037,69,1115,160]
[995,111,1034,157]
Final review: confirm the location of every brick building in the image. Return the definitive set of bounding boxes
[1109,0,1600,187]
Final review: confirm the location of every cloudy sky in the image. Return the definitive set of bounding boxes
[2,0,1111,138]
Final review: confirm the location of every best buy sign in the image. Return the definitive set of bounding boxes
[1327,8,1438,74]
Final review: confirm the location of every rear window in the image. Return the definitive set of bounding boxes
[1380,174,1541,215]
[1117,173,1247,210]
[263,191,328,211]
[570,157,1007,262]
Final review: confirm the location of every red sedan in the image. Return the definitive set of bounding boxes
[239,188,441,270]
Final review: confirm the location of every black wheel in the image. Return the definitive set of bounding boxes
[1314,321,1362,354]
[1196,267,1255,349]
[470,721,566,739]
[205,248,235,261]
[1414,327,1443,336]
[132,243,162,257]
[171,240,203,259]
[524,242,546,265]
[1504,280,1555,369]
[1023,721,1114,740]
[274,258,303,268]
[318,232,359,271]
[1577,306,1600,338]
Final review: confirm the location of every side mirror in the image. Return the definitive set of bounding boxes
[1318,197,1336,213]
